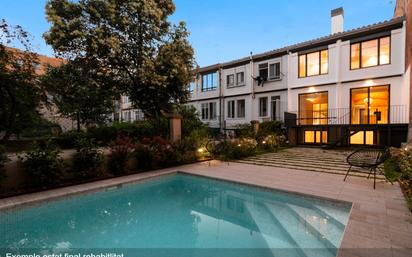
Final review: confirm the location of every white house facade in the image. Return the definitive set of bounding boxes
[188,8,410,147]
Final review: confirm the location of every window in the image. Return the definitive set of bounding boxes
[237,100,245,118]
[123,96,129,103]
[259,97,268,117]
[269,62,281,80]
[236,72,244,85]
[135,110,144,121]
[202,72,218,91]
[259,62,281,81]
[350,36,390,69]
[227,100,235,118]
[304,130,328,144]
[201,102,217,120]
[188,82,195,93]
[259,63,268,80]
[298,49,328,78]
[350,131,374,145]
[351,85,389,124]
[299,92,328,125]
[227,74,234,87]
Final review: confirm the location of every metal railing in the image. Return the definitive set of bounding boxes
[286,105,408,126]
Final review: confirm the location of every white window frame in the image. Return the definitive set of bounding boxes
[259,97,268,117]
[201,102,217,120]
[269,61,281,80]
[227,100,235,119]
[236,72,245,86]
[237,99,246,118]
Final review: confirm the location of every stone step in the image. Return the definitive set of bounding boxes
[244,156,350,169]
[240,157,350,172]
[234,159,385,180]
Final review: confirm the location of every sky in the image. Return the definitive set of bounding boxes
[0,0,396,67]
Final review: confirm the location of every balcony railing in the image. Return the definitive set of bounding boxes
[286,105,408,126]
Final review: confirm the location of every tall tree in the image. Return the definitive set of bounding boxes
[0,20,44,141]
[44,0,196,118]
[41,59,118,131]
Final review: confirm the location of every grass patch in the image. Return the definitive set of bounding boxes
[384,158,401,182]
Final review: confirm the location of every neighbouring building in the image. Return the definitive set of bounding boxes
[5,47,78,133]
[188,7,411,147]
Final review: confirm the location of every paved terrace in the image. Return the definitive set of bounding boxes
[0,160,411,257]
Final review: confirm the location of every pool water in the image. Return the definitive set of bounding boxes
[0,174,351,257]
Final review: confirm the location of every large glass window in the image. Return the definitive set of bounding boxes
[298,49,328,78]
[350,131,374,145]
[299,92,328,125]
[350,36,390,69]
[202,72,218,91]
[304,130,328,144]
[351,85,389,124]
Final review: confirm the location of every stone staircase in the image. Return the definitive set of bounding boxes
[234,147,386,179]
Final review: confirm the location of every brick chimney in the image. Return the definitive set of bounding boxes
[331,7,344,34]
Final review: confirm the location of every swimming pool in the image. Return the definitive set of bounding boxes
[0,173,351,257]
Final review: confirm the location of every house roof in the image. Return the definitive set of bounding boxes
[196,15,405,73]
[4,47,64,75]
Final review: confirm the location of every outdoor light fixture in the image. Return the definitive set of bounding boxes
[237,144,241,147]
[262,140,266,144]
[197,148,204,153]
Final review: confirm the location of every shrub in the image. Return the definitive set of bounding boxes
[22,140,64,187]
[0,145,9,180]
[71,138,103,178]
[212,138,257,160]
[107,136,134,176]
[55,130,86,149]
[133,142,153,170]
[399,148,412,182]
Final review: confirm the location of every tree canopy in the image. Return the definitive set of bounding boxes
[44,0,196,118]
[0,20,44,141]
[41,58,119,130]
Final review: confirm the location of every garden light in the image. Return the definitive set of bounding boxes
[197,148,205,153]
[262,140,266,144]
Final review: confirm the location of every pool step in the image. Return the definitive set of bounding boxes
[262,202,336,257]
[244,202,308,257]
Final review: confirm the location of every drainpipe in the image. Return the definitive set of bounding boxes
[250,52,255,123]
[219,66,224,133]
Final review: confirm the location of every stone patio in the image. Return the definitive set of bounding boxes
[0,160,411,257]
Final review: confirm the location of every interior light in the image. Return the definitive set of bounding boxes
[363,98,373,104]
[365,80,374,86]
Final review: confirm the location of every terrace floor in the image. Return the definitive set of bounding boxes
[0,160,411,257]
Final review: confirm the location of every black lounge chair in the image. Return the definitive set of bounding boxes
[344,147,390,189]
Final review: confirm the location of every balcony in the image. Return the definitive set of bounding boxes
[286,105,408,126]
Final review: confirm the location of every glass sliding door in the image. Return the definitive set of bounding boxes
[350,85,389,124]
[299,92,328,125]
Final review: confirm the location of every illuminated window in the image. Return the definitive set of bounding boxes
[299,92,328,125]
[350,131,374,145]
[298,49,328,78]
[351,85,389,124]
[350,36,390,69]
[304,130,328,144]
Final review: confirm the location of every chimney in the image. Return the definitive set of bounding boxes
[331,7,344,34]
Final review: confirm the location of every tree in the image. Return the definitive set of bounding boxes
[41,58,118,131]
[44,0,195,119]
[0,19,44,141]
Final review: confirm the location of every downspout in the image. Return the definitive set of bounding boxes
[250,52,255,122]
[219,66,224,133]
